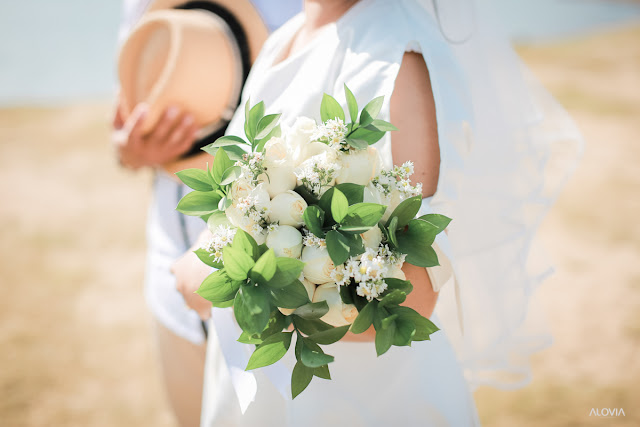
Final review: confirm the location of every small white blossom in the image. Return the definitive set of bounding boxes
[302,229,327,248]
[371,161,422,198]
[201,225,237,263]
[312,118,349,151]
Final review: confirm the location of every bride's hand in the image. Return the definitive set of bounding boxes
[170,231,213,321]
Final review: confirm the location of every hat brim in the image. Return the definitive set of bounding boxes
[145,0,269,64]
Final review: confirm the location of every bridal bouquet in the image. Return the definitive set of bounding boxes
[176,85,450,398]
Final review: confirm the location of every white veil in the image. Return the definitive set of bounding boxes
[423,0,583,389]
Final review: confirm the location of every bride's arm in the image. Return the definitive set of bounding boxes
[343,51,440,341]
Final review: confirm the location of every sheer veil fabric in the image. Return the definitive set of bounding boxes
[425,0,583,389]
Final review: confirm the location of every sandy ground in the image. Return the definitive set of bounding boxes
[1,25,638,427]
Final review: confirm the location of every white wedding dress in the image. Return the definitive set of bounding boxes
[200,0,582,425]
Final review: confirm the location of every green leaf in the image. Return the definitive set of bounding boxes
[294,185,320,206]
[300,343,334,368]
[393,318,416,346]
[320,93,345,122]
[175,168,214,192]
[345,138,369,150]
[388,306,440,341]
[234,284,271,335]
[246,331,292,370]
[291,361,314,399]
[212,147,234,185]
[222,246,255,281]
[176,191,222,216]
[250,249,277,284]
[349,127,385,145]
[255,113,281,140]
[378,290,406,308]
[325,230,350,265]
[255,123,281,152]
[211,299,234,308]
[307,324,350,345]
[293,317,333,336]
[238,331,262,345]
[351,301,375,334]
[293,301,329,319]
[314,365,331,380]
[344,233,365,257]
[220,165,243,186]
[367,119,398,132]
[417,213,452,233]
[335,183,365,204]
[302,206,325,238]
[218,196,231,211]
[339,203,386,234]
[386,196,422,229]
[245,101,265,142]
[383,278,413,295]
[232,229,259,260]
[269,258,305,289]
[344,84,358,123]
[196,269,241,303]
[396,219,441,267]
[359,96,384,126]
[203,135,249,151]
[331,188,349,223]
[381,313,399,329]
[193,248,223,269]
[219,144,247,162]
[375,318,396,356]
[269,280,310,309]
[387,218,399,247]
[260,310,287,340]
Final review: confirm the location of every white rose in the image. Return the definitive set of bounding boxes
[279,279,316,316]
[295,150,340,190]
[360,226,382,249]
[363,183,383,204]
[268,191,307,227]
[382,189,405,222]
[207,211,231,233]
[312,283,358,326]
[249,228,267,245]
[249,183,271,212]
[225,205,247,229]
[387,264,406,280]
[263,136,289,164]
[301,245,335,284]
[258,164,297,198]
[335,146,382,186]
[266,225,303,258]
[287,116,316,164]
[230,178,254,201]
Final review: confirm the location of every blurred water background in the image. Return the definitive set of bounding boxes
[0,0,639,106]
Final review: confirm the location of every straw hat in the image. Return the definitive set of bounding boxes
[118,0,269,134]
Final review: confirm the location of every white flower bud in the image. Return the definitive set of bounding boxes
[230,178,254,201]
[207,211,231,234]
[382,189,405,222]
[268,191,307,227]
[301,245,335,284]
[312,283,358,326]
[266,225,303,258]
[263,137,289,164]
[387,264,406,280]
[335,146,381,186]
[363,183,383,204]
[250,228,267,245]
[258,164,297,198]
[279,279,316,316]
[287,116,317,164]
[360,226,382,249]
